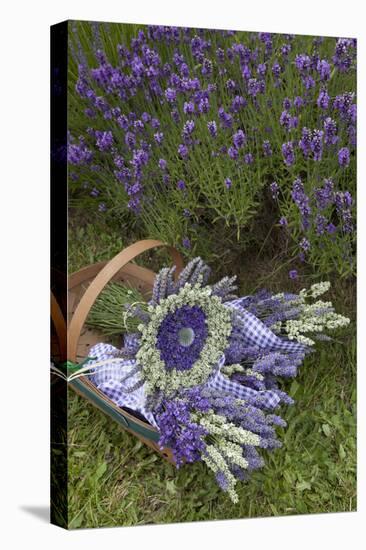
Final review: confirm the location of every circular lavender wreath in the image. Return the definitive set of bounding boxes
[136,282,232,396]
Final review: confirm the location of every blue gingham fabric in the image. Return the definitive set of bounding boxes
[124,333,141,353]
[87,298,307,426]
[208,368,280,408]
[88,342,158,428]
[228,298,307,355]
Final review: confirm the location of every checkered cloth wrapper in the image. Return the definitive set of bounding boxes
[88,299,307,428]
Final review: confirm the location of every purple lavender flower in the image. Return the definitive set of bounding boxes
[154,132,164,145]
[317,88,330,110]
[177,179,186,191]
[248,78,260,97]
[225,177,232,189]
[338,147,350,167]
[202,58,213,76]
[165,87,177,102]
[215,471,229,491]
[207,120,217,137]
[311,130,324,161]
[280,110,297,131]
[347,104,357,124]
[85,108,96,118]
[270,181,279,199]
[272,62,281,79]
[233,129,246,149]
[228,146,239,160]
[183,101,195,115]
[158,158,167,170]
[323,118,338,146]
[134,119,144,132]
[182,237,191,249]
[295,54,311,73]
[131,148,149,170]
[280,110,291,131]
[333,38,355,72]
[198,96,210,114]
[218,107,233,129]
[315,214,327,235]
[283,97,292,110]
[127,196,141,213]
[300,237,311,252]
[125,131,136,150]
[315,178,334,210]
[303,75,315,89]
[95,130,113,151]
[294,96,304,109]
[242,64,251,80]
[216,47,225,63]
[171,109,180,123]
[335,190,353,210]
[282,141,295,166]
[244,153,254,165]
[333,92,355,120]
[252,351,299,378]
[299,127,312,158]
[156,398,207,466]
[317,59,331,81]
[178,143,189,159]
[68,138,93,165]
[314,214,327,235]
[180,63,189,77]
[289,269,298,280]
[141,112,151,123]
[98,202,107,212]
[279,216,288,226]
[263,140,272,157]
[151,117,160,129]
[230,95,247,113]
[281,43,291,57]
[226,78,236,91]
[292,178,311,229]
[341,209,353,233]
[348,125,356,147]
[257,63,267,76]
[327,223,337,234]
[182,120,195,142]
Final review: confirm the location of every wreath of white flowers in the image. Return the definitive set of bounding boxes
[135,282,233,396]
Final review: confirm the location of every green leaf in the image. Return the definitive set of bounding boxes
[322,424,332,437]
[92,461,107,484]
[339,444,346,460]
[283,470,294,485]
[290,379,300,396]
[69,511,84,529]
[296,481,312,491]
[166,480,177,495]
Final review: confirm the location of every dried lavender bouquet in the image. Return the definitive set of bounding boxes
[87,258,349,502]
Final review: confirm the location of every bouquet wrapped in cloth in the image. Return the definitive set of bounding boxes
[86,257,349,502]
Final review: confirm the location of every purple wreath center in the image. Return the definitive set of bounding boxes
[156,305,208,371]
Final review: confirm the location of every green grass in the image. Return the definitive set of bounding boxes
[67,221,356,528]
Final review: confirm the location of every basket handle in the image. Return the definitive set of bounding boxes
[67,239,184,361]
[51,291,67,361]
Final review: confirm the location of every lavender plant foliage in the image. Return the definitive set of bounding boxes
[68,23,356,277]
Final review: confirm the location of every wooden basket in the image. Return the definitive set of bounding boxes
[53,239,184,464]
